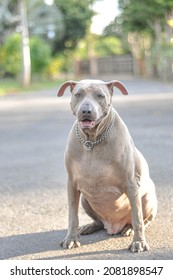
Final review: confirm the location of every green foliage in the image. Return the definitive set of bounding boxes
[47,53,73,78]
[104,0,173,77]
[74,40,88,60]
[0,0,96,55]
[47,56,64,78]
[0,0,19,44]
[0,0,64,46]
[30,36,51,73]
[118,0,173,36]
[53,0,95,52]
[0,0,99,81]
[74,33,129,60]
[95,36,129,56]
[27,0,64,43]
[0,33,52,77]
[0,33,21,77]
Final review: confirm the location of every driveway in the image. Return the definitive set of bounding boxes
[0,76,173,259]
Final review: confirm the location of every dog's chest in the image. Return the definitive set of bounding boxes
[75,151,110,176]
[73,153,122,196]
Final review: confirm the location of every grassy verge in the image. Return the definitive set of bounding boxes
[0,78,62,96]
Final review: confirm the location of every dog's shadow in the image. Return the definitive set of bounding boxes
[0,229,127,260]
[0,229,66,260]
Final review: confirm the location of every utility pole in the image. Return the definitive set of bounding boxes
[20,0,31,87]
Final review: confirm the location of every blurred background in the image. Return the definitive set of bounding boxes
[0,0,173,260]
[0,0,173,95]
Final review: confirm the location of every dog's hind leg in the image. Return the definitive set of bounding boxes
[78,195,104,235]
[121,211,156,237]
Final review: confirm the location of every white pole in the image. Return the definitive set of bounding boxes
[20,0,31,87]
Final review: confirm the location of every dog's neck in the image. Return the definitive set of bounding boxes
[78,106,114,142]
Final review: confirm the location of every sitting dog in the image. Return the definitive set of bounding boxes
[57,79,157,253]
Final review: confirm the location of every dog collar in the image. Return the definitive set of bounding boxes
[75,113,116,151]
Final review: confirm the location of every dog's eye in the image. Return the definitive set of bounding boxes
[74,92,81,98]
[97,93,105,99]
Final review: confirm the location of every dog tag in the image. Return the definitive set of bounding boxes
[83,141,94,150]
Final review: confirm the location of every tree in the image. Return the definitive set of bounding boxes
[0,0,96,53]
[0,0,64,45]
[105,0,173,76]
[0,0,97,81]
[0,0,64,86]
[0,0,19,44]
[27,0,64,43]
[0,33,52,78]
[75,33,129,59]
[53,0,95,52]
[118,0,173,44]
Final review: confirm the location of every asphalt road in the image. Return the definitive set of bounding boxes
[0,76,173,260]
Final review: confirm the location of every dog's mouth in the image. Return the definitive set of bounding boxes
[80,119,96,129]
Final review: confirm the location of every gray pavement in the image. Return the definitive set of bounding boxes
[0,76,173,259]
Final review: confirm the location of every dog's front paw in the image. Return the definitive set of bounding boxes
[129,240,149,253]
[60,237,81,249]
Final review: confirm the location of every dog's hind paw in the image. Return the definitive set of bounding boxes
[79,221,104,235]
[121,224,134,237]
[129,240,149,253]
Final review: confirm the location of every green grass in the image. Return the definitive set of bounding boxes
[0,78,62,96]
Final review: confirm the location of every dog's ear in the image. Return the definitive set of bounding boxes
[105,80,128,95]
[57,81,77,96]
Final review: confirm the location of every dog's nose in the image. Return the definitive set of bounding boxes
[81,102,92,114]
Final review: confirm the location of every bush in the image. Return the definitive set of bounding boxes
[47,52,74,79]
[47,56,65,78]
[0,33,52,77]
[0,34,21,77]
[30,37,51,74]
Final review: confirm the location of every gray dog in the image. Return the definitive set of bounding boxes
[57,79,157,253]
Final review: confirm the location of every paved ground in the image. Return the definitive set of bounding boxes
[0,76,173,260]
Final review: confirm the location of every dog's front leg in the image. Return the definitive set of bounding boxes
[126,181,149,253]
[61,178,81,249]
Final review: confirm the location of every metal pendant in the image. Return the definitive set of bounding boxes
[83,141,94,151]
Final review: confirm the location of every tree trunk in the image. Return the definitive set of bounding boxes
[20,0,31,87]
[152,20,162,78]
[86,31,98,77]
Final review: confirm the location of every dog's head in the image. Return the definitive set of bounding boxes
[57,79,128,129]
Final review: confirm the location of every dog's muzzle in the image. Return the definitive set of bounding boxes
[78,101,97,129]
